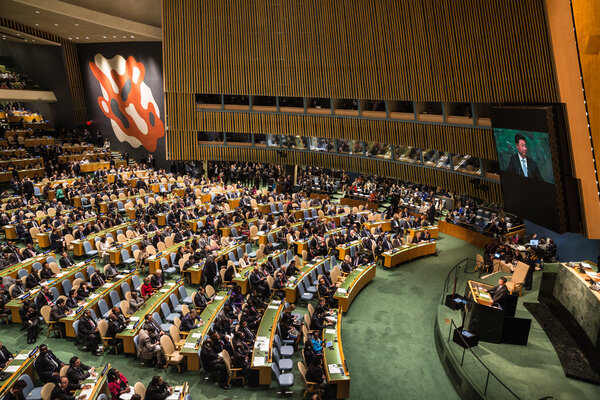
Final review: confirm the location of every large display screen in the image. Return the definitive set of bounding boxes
[494,128,555,184]
[491,107,561,232]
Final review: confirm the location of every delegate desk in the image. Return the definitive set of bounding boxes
[146,241,189,274]
[363,220,391,233]
[73,364,111,400]
[7,260,94,323]
[252,299,284,385]
[0,348,39,399]
[36,217,96,249]
[60,271,136,337]
[0,168,44,182]
[382,241,436,269]
[323,310,350,399]
[80,161,126,172]
[407,226,439,241]
[284,257,327,303]
[72,222,134,257]
[117,280,183,353]
[180,291,230,370]
[438,220,525,248]
[0,253,55,281]
[257,222,302,247]
[334,263,376,312]
[187,242,245,285]
[232,249,286,294]
[337,240,361,261]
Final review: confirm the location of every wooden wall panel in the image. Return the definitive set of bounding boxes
[163,0,557,101]
[163,0,558,202]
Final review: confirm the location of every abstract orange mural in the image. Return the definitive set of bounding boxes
[89,54,164,152]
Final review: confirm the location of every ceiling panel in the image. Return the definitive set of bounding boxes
[0,0,161,43]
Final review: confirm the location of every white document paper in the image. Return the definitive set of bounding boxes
[253,356,266,367]
[4,365,19,373]
[126,324,134,330]
[159,289,168,292]
[328,364,341,374]
[183,343,195,349]
[191,333,201,338]
[267,305,279,310]
[130,316,140,321]
[337,288,347,294]
[14,354,28,360]
[214,295,224,300]
[325,329,336,335]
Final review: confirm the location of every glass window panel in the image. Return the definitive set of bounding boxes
[394,145,421,164]
[266,134,280,147]
[453,154,481,175]
[367,142,392,159]
[225,132,251,144]
[254,133,267,147]
[310,137,335,152]
[197,131,223,143]
[423,149,439,167]
[437,152,452,170]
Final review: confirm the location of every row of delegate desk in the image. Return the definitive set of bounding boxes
[0,348,190,400]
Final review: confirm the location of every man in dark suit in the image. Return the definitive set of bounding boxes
[50,377,76,400]
[0,341,13,368]
[506,133,542,180]
[203,253,219,287]
[59,251,75,268]
[489,277,509,309]
[35,344,65,384]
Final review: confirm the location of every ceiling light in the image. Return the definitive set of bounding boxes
[75,37,79,39]
[103,36,107,39]
[112,35,116,38]
[35,10,40,14]
[32,40,35,42]
[130,35,134,38]
[35,23,39,26]
[16,34,20,36]
[123,35,126,38]
[68,37,72,40]
[74,23,79,27]
[85,37,89,39]
[54,23,59,26]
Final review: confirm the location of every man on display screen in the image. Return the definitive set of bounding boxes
[506,133,541,180]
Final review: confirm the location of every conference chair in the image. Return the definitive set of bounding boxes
[40,305,62,338]
[40,383,55,400]
[271,363,294,394]
[98,319,119,354]
[272,347,293,371]
[298,361,322,399]
[161,302,179,324]
[222,350,245,386]
[160,335,184,372]
[179,286,192,305]
[505,262,530,296]
[20,374,43,400]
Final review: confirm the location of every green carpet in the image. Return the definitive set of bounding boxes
[0,233,480,399]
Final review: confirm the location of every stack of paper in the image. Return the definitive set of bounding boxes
[14,354,28,360]
[328,364,341,374]
[214,295,224,300]
[4,364,20,373]
[337,288,347,294]
[253,356,266,366]
[325,328,336,335]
